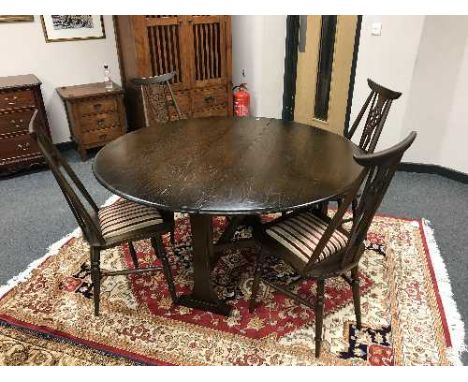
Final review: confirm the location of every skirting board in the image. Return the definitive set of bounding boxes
[55,141,75,152]
[398,162,468,184]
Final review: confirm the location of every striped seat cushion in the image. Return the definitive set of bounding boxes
[98,199,164,239]
[266,211,348,264]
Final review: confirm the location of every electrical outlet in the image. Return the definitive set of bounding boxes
[371,22,382,36]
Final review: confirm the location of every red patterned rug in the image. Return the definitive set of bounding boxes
[0,199,464,365]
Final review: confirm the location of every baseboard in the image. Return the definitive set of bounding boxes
[398,162,468,184]
[55,141,75,152]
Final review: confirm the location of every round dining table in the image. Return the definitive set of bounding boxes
[93,116,363,315]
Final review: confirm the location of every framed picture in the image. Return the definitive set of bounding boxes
[0,15,34,23]
[41,15,105,42]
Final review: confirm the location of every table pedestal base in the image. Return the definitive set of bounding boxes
[178,295,231,316]
[178,214,233,316]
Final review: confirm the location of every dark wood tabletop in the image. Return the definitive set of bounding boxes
[93,117,363,215]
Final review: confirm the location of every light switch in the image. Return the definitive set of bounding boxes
[371,22,382,36]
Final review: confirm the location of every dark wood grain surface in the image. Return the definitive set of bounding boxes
[93,117,363,215]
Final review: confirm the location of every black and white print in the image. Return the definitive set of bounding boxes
[41,15,105,42]
[51,16,94,30]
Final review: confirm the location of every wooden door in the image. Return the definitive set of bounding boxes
[140,16,191,91]
[294,16,358,134]
[188,16,231,89]
[115,15,233,127]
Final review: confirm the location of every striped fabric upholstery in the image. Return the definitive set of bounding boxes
[98,199,163,239]
[266,211,348,264]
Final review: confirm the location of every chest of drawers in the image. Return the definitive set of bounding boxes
[0,74,50,175]
[57,82,127,160]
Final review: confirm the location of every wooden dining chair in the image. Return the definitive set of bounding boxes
[131,71,184,128]
[345,78,402,152]
[249,131,417,358]
[29,110,178,316]
[340,78,402,222]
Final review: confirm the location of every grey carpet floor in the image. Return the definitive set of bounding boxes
[0,148,467,364]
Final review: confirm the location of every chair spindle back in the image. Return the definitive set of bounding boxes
[345,79,402,153]
[342,131,417,267]
[131,71,183,127]
[304,131,417,273]
[29,110,103,245]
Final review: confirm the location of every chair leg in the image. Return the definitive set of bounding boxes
[319,201,329,216]
[351,266,362,330]
[351,198,358,224]
[151,235,178,304]
[128,241,139,269]
[336,198,342,210]
[90,247,101,316]
[249,249,266,313]
[170,229,175,248]
[168,212,176,248]
[315,279,325,358]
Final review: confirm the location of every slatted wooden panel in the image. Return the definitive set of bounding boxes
[145,16,183,84]
[115,15,232,128]
[192,17,223,82]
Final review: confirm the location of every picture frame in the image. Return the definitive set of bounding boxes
[41,15,105,43]
[0,15,34,23]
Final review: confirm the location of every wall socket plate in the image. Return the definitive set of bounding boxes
[371,22,382,36]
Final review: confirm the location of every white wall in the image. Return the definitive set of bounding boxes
[441,31,468,172]
[232,15,287,118]
[352,15,468,173]
[402,16,468,172]
[232,16,264,116]
[350,16,425,151]
[0,15,121,143]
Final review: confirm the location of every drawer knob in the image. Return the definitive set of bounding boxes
[94,103,103,111]
[205,95,215,103]
[17,142,31,151]
[97,119,105,126]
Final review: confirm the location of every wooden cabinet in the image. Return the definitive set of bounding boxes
[57,82,127,161]
[0,74,50,176]
[115,15,232,129]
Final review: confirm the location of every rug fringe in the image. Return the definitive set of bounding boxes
[421,218,466,365]
[0,227,82,299]
[0,195,119,300]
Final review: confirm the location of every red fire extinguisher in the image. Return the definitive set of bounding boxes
[233,83,250,117]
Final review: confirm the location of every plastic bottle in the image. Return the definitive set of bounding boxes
[103,65,113,89]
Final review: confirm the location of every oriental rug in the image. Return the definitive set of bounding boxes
[0,200,464,365]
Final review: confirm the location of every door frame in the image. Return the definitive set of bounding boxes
[281,15,362,134]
